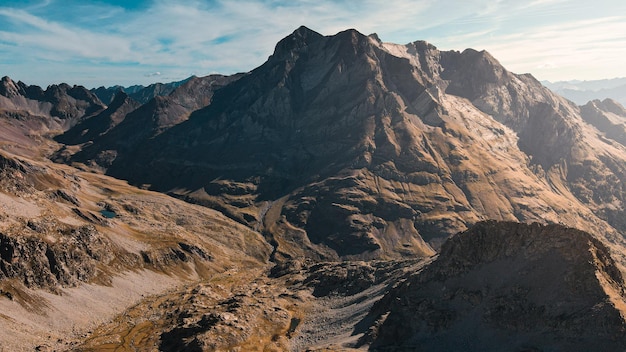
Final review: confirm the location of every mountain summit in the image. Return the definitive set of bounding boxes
[57,27,626,262]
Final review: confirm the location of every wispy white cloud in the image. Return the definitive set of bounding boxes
[464,16,626,80]
[0,7,133,61]
[0,0,624,87]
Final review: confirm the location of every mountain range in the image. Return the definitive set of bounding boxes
[543,77,626,107]
[90,76,194,105]
[1,26,626,351]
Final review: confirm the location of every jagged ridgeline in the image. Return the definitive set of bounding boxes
[56,26,626,262]
[2,26,626,351]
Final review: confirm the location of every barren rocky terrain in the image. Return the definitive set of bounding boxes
[1,26,626,351]
[0,150,271,351]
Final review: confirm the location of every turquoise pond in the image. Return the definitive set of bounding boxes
[100,210,116,218]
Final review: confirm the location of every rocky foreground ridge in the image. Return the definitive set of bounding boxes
[364,221,626,351]
[1,26,626,351]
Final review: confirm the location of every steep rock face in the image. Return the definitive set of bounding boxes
[433,50,626,244]
[55,91,142,145]
[97,27,453,259]
[124,81,183,104]
[60,27,626,261]
[44,83,104,120]
[167,74,241,111]
[580,98,626,146]
[0,226,118,291]
[0,76,45,101]
[364,221,626,351]
[437,48,581,169]
[60,74,240,169]
[565,99,626,236]
[90,85,124,106]
[0,151,251,294]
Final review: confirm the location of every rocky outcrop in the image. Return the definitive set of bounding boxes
[75,256,427,351]
[68,221,626,352]
[438,48,581,169]
[0,152,252,296]
[43,83,104,120]
[364,221,626,351]
[0,149,272,350]
[0,226,119,291]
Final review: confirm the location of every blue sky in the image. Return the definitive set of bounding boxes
[0,0,625,88]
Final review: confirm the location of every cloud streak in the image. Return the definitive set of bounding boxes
[0,0,624,87]
[464,16,626,80]
[0,7,132,62]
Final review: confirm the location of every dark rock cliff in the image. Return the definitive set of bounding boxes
[364,221,626,351]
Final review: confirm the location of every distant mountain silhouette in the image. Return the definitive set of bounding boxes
[543,78,626,106]
[91,76,194,105]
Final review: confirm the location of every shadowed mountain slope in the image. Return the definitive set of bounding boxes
[54,91,142,146]
[58,74,241,170]
[363,221,626,352]
[0,76,104,124]
[58,27,626,262]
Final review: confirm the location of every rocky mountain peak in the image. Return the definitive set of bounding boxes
[38,83,103,119]
[579,97,626,147]
[0,76,21,98]
[5,26,626,351]
[407,39,438,52]
[109,90,132,108]
[292,25,320,38]
[270,25,325,61]
[591,98,626,115]
[367,32,382,43]
[269,26,376,71]
[441,48,510,101]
